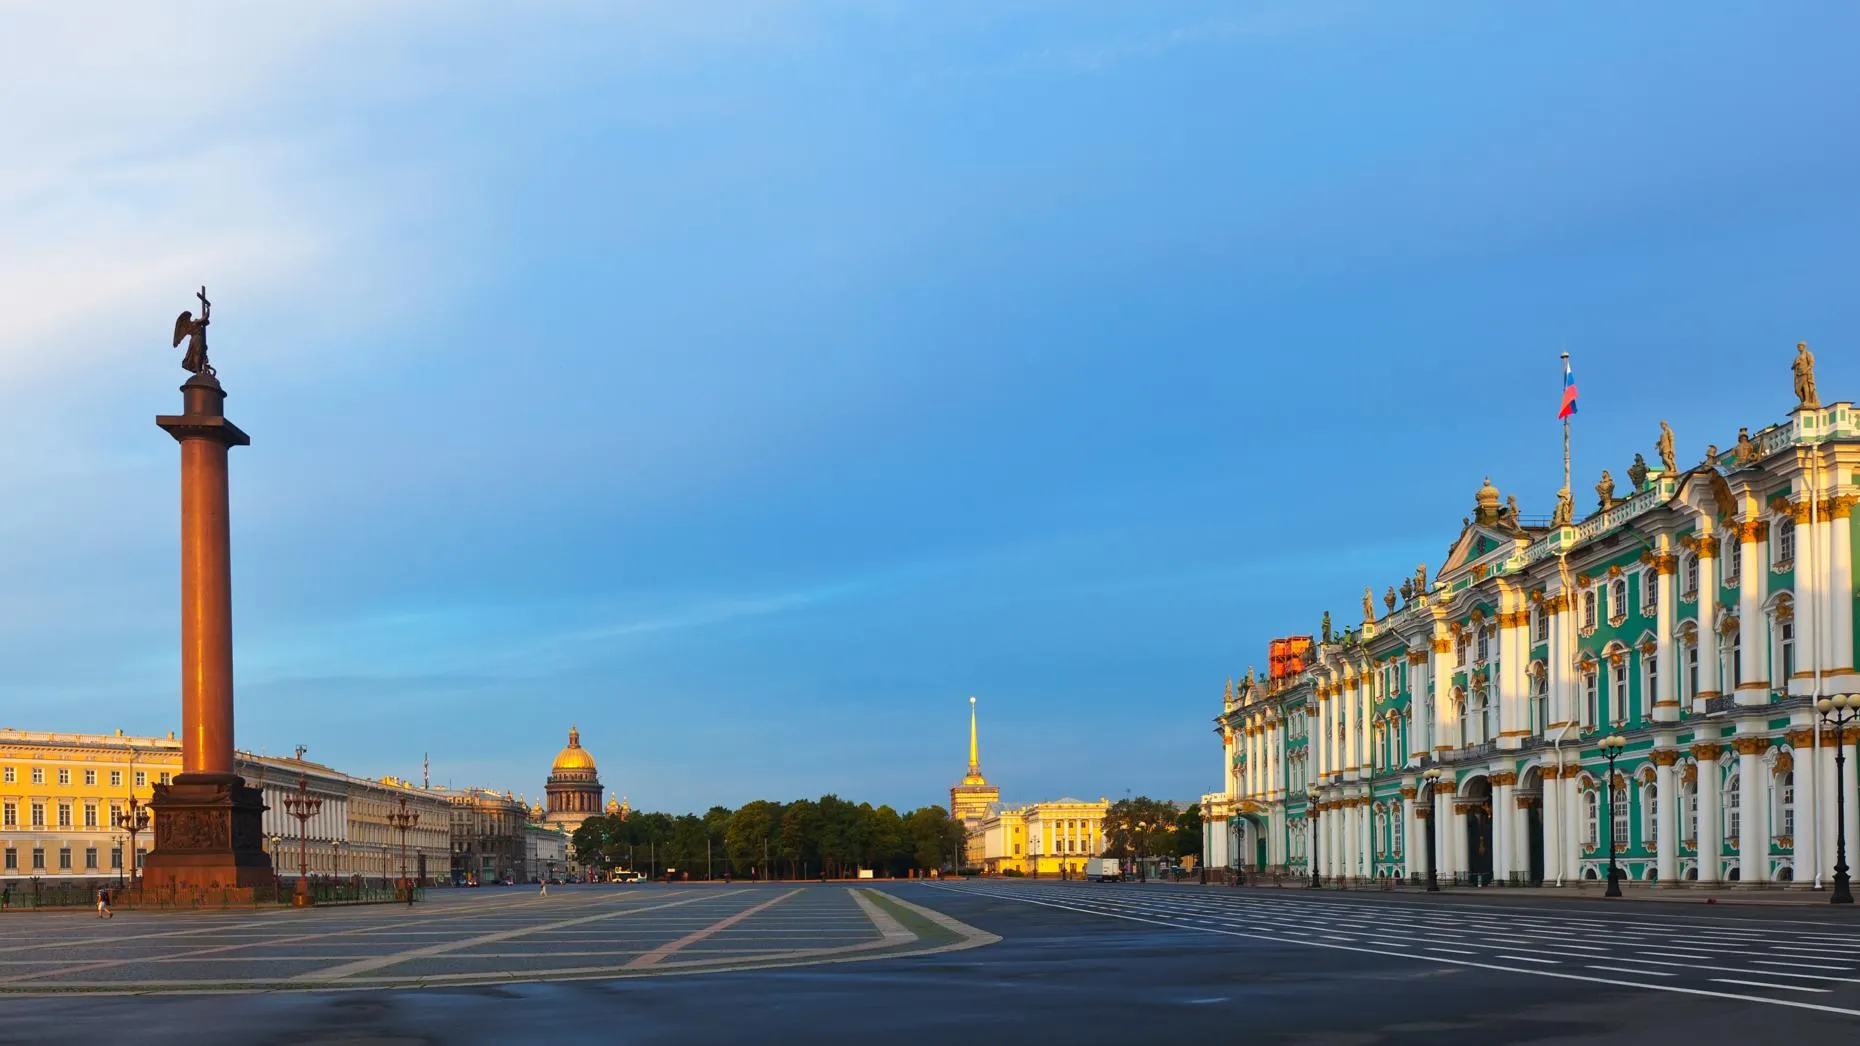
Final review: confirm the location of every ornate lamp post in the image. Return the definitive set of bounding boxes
[1422,768,1444,892]
[1307,792,1322,889]
[114,795,150,889]
[282,772,323,907]
[1816,694,1858,904]
[1598,734,1628,898]
[388,796,420,905]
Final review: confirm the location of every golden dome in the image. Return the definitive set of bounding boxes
[551,726,598,773]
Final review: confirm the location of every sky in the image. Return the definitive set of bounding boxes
[2,2,1858,814]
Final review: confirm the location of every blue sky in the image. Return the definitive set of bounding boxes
[3,2,1857,813]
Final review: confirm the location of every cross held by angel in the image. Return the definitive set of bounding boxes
[172,286,213,376]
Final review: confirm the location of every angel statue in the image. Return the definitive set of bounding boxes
[172,286,213,376]
[1657,421,1676,473]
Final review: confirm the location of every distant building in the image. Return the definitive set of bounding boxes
[947,696,1000,841]
[443,788,528,885]
[976,798,1110,876]
[525,823,569,880]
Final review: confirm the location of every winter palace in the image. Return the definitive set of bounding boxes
[1205,346,1860,888]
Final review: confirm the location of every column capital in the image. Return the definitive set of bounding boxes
[1731,736,1772,757]
[1648,748,1681,767]
[1489,771,1518,787]
[1691,741,1725,760]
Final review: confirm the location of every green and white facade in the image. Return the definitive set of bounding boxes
[1206,377,1860,887]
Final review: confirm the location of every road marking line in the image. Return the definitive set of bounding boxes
[293,891,740,982]
[1753,960,1851,971]
[1712,978,1828,993]
[848,890,917,946]
[935,885,1860,1018]
[625,891,798,969]
[1587,965,1673,977]
[1427,947,1475,955]
[1497,955,1558,964]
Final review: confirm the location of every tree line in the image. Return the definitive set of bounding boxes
[1101,797,1202,863]
[569,796,970,879]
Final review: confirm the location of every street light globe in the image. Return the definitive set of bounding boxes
[1423,767,1442,781]
[1819,698,1835,714]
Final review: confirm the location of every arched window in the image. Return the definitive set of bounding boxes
[1477,627,1490,663]
[1454,687,1468,745]
[1533,604,1549,643]
[1724,770,1741,844]
[1683,554,1700,598]
[1610,656,1629,724]
[1529,668,1549,733]
[1775,517,1796,567]
[1610,777,1629,852]
[1681,774,1698,843]
[1776,769,1796,840]
[1642,569,1659,614]
[1611,578,1628,621]
[1583,666,1600,726]
[1641,645,1659,712]
[1643,777,1658,851]
[1685,637,1700,702]
[1583,589,1598,630]
[1583,786,1600,850]
[1723,534,1741,585]
[1774,598,1796,684]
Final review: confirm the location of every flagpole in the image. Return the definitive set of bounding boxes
[1561,351,1571,499]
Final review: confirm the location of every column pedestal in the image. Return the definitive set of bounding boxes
[142,773,272,889]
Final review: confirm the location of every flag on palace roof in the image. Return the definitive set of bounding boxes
[1557,357,1578,419]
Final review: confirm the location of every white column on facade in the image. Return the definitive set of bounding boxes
[1563,770,1585,882]
[1492,778,1514,881]
[1542,764,1563,881]
[1737,523,1768,706]
[1654,752,1678,883]
[1842,731,1860,883]
[1341,671,1358,780]
[1695,745,1724,883]
[1359,675,1373,774]
[1737,740,1770,883]
[1409,653,1431,760]
[1547,587,1570,728]
[1831,500,1854,674]
[1696,540,1722,706]
[1326,804,1341,879]
[1432,637,1458,757]
[1499,610,1524,744]
[1654,554,1679,722]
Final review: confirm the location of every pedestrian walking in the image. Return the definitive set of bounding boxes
[97,887,113,919]
[539,879,548,897]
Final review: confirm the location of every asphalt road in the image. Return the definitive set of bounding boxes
[2,881,1857,1045]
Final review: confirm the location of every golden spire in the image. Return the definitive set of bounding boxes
[961,696,988,785]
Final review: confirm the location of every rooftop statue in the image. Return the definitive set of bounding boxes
[1627,453,1648,490]
[171,286,214,376]
[1596,469,1616,509]
[1734,426,1757,466]
[1321,610,1332,643]
[1550,487,1574,528]
[1657,421,1676,473]
[1414,563,1428,594]
[1795,342,1819,409]
[1384,586,1397,614]
[1363,586,1376,622]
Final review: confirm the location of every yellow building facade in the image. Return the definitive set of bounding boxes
[976,798,1110,876]
[0,729,451,887]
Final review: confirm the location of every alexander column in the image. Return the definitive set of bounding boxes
[140,287,275,892]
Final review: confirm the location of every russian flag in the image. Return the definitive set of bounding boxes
[1558,358,1578,419]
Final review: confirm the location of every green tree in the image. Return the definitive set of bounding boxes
[904,806,966,873]
[779,800,820,878]
[868,805,908,877]
[1174,802,1203,859]
[1103,797,1179,868]
[726,801,784,879]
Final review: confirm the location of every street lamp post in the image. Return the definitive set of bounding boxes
[1422,768,1443,892]
[1307,792,1322,889]
[114,795,150,891]
[387,796,420,906]
[1816,694,1858,904]
[282,772,324,907]
[1599,735,1627,899]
